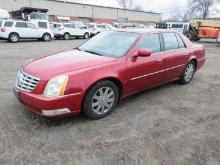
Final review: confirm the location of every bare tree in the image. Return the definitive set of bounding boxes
[189,0,219,18]
[117,0,136,10]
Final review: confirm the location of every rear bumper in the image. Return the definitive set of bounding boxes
[14,87,83,118]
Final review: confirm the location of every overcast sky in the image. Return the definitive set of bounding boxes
[62,0,220,17]
[64,0,188,13]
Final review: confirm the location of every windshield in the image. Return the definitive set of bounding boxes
[78,31,139,58]
[30,13,47,20]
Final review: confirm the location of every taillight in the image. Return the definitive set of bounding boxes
[1,27,5,32]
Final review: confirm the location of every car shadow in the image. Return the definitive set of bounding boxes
[26,81,180,127]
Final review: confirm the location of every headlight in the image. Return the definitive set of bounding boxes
[43,75,68,97]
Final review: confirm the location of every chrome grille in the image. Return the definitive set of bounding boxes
[15,70,40,92]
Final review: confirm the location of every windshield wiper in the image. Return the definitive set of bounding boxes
[83,50,103,56]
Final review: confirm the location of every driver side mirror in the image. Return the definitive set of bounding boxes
[132,49,151,58]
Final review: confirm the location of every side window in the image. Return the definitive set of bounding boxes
[4,21,13,27]
[38,22,47,29]
[138,33,161,53]
[63,24,69,28]
[15,22,27,28]
[162,33,179,51]
[27,23,37,29]
[70,24,76,28]
[176,34,186,48]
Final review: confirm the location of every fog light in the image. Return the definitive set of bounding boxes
[42,108,71,116]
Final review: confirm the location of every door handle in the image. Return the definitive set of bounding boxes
[155,59,163,63]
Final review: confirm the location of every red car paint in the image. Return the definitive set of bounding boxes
[14,29,206,117]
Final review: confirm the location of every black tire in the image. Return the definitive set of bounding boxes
[8,33,19,43]
[63,33,70,40]
[179,61,196,84]
[84,32,89,39]
[82,80,119,120]
[42,33,51,41]
[184,31,195,41]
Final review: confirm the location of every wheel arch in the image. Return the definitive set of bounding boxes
[82,77,124,104]
[9,32,20,37]
[187,57,198,70]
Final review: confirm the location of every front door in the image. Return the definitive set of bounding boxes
[125,33,168,95]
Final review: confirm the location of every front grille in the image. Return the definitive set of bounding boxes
[15,70,40,92]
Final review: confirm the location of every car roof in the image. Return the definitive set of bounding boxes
[116,28,178,34]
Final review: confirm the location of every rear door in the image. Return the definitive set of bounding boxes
[14,22,29,38]
[160,32,189,81]
[26,23,40,38]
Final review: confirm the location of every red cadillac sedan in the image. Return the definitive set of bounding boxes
[14,29,206,119]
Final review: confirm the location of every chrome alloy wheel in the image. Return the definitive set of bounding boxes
[184,63,195,82]
[92,87,115,114]
[44,34,50,41]
[10,34,19,42]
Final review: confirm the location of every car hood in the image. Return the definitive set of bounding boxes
[23,50,116,80]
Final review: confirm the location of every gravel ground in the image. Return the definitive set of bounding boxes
[0,38,219,165]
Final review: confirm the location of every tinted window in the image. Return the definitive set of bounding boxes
[27,23,37,29]
[38,22,47,29]
[97,25,105,29]
[0,21,2,27]
[69,24,75,28]
[54,24,61,28]
[138,34,161,53]
[156,23,167,29]
[176,34,186,48]
[162,33,179,51]
[171,24,183,28]
[4,21,13,27]
[15,22,27,28]
[63,24,69,28]
[88,24,95,28]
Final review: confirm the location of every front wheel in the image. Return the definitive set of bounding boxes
[179,61,196,84]
[84,32,89,39]
[63,33,70,40]
[82,80,119,119]
[42,33,51,41]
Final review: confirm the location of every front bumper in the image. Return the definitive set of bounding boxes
[14,87,83,118]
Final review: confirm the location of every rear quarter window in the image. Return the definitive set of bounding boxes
[176,34,186,48]
[162,32,179,51]
[0,21,2,27]
[4,21,13,27]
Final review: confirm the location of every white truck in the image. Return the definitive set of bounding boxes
[11,7,50,29]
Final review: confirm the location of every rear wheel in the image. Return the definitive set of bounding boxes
[42,33,51,41]
[82,80,119,119]
[63,33,70,40]
[8,33,19,43]
[179,61,196,84]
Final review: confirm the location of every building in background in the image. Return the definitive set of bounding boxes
[1,0,162,24]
